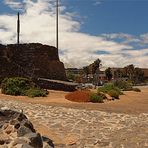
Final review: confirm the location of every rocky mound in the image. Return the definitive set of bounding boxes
[0,108,54,148]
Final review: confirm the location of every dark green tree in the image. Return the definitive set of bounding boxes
[105,67,113,81]
[92,59,101,75]
[134,68,144,83]
[124,64,135,80]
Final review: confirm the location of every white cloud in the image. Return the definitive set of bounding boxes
[140,33,148,44]
[4,0,23,10]
[93,0,102,6]
[101,33,140,44]
[0,0,148,68]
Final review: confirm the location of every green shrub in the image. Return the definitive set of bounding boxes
[90,93,104,103]
[1,77,34,96]
[113,80,133,91]
[108,90,119,99]
[98,83,114,93]
[132,88,141,92]
[98,83,123,95]
[1,77,48,98]
[25,88,48,98]
[97,92,107,100]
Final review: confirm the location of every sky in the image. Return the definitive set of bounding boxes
[0,0,148,69]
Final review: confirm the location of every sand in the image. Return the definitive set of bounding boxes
[0,86,148,146]
[0,86,148,114]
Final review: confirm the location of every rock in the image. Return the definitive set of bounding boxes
[11,137,30,146]
[17,126,32,137]
[0,109,54,148]
[43,142,53,148]
[17,113,28,122]
[21,120,35,133]
[2,123,9,130]
[1,107,10,111]
[0,133,10,145]
[14,144,23,148]
[5,125,14,134]
[21,143,34,148]
[13,143,33,148]
[42,136,54,148]
[0,145,8,148]
[106,94,113,101]
[25,133,43,148]
[14,123,21,129]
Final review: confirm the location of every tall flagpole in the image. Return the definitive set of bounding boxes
[56,0,59,50]
[17,12,20,45]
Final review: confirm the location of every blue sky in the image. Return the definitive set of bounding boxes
[0,0,148,68]
[63,0,148,35]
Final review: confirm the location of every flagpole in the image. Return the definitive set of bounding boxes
[17,12,20,45]
[56,0,59,50]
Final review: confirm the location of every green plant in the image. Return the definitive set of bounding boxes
[98,83,123,95]
[90,93,104,103]
[108,90,119,99]
[1,77,48,98]
[97,92,107,99]
[132,88,141,92]
[1,77,34,96]
[105,67,113,81]
[25,88,48,98]
[98,83,114,93]
[113,80,133,91]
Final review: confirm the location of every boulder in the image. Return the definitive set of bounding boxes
[0,108,54,148]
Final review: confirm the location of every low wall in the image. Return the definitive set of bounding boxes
[36,78,77,92]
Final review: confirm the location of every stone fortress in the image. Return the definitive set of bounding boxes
[0,43,77,91]
[0,43,66,81]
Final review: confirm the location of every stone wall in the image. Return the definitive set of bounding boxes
[36,78,77,92]
[0,43,66,81]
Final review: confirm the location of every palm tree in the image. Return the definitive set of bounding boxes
[91,59,101,86]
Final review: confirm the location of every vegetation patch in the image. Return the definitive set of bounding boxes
[113,80,133,91]
[25,88,48,98]
[97,92,107,100]
[65,90,106,103]
[98,83,123,95]
[90,93,104,103]
[1,77,48,97]
[108,90,119,99]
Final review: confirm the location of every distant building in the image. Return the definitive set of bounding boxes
[110,68,124,79]
[65,68,83,75]
[141,68,148,79]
